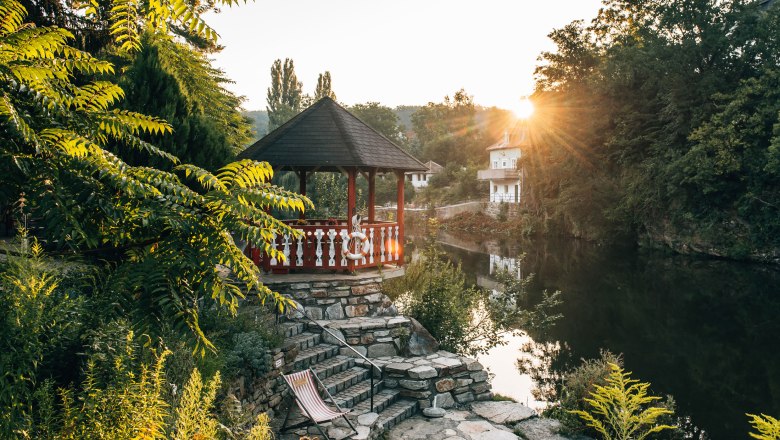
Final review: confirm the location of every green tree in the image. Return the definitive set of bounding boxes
[314,71,336,101]
[411,89,485,166]
[350,101,407,146]
[526,0,780,254]
[0,0,311,353]
[118,34,251,169]
[266,58,303,131]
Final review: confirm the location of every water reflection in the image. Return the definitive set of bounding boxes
[411,231,780,440]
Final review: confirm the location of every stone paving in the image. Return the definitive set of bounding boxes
[385,401,589,440]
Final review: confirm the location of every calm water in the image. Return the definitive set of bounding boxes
[413,231,780,439]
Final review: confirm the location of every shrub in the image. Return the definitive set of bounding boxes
[172,369,221,440]
[224,331,271,379]
[0,236,84,437]
[569,363,676,440]
[747,413,780,440]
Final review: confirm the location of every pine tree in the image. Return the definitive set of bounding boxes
[266,58,303,131]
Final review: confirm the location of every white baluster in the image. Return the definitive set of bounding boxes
[282,234,291,266]
[368,227,374,264]
[296,233,304,266]
[361,228,367,265]
[269,233,278,266]
[380,227,386,262]
[340,229,348,266]
[315,229,324,267]
[327,229,336,267]
[394,225,400,261]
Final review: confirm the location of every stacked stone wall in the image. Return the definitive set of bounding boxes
[369,352,492,411]
[484,201,521,219]
[266,276,398,320]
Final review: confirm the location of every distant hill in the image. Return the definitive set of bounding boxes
[243,110,269,143]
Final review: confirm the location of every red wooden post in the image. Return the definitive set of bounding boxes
[298,170,307,220]
[368,170,376,223]
[347,169,357,271]
[396,171,405,266]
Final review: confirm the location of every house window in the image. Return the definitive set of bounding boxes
[504,185,509,193]
[511,158,517,168]
[493,160,498,169]
[423,174,427,181]
[502,159,507,168]
[493,185,498,193]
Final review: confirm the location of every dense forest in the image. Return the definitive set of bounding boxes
[526,0,780,261]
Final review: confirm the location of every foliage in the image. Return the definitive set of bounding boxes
[415,163,486,205]
[386,219,561,356]
[350,101,407,146]
[410,89,486,167]
[245,413,274,440]
[172,369,221,440]
[118,34,251,169]
[747,413,780,440]
[527,0,780,254]
[266,58,303,131]
[0,235,83,436]
[569,363,676,440]
[36,330,171,440]
[314,71,336,101]
[224,331,271,379]
[0,0,312,352]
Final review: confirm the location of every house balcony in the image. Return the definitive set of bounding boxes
[245,219,401,273]
[477,168,519,181]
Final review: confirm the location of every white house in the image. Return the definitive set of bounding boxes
[477,128,528,203]
[406,160,443,188]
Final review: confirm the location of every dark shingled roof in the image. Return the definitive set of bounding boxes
[238,97,427,172]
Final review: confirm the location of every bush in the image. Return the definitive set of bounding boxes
[747,413,780,440]
[569,363,676,440]
[224,331,271,379]
[386,219,561,356]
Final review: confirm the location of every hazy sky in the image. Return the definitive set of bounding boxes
[206,1,604,112]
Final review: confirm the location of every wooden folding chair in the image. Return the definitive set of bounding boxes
[280,369,357,440]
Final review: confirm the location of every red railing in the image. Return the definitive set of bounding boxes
[245,219,401,272]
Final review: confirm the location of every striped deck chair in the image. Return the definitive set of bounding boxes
[281,369,357,439]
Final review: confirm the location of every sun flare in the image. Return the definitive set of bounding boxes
[513,98,535,119]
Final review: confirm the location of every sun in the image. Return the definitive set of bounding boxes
[513,98,535,119]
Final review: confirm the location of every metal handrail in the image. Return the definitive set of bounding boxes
[294,306,383,412]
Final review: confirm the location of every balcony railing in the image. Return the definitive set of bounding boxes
[489,193,520,203]
[245,219,401,272]
[477,168,519,180]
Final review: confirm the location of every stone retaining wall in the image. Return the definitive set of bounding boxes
[307,316,412,358]
[363,351,492,411]
[226,325,300,420]
[484,201,521,219]
[266,276,398,321]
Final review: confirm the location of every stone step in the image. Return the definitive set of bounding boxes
[293,344,339,370]
[320,366,369,396]
[330,378,384,409]
[377,399,419,431]
[280,321,305,338]
[283,332,320,352]
[311,355,355,380]
[350,388,401,415]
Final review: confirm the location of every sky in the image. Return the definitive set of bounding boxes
[206,1,604,112]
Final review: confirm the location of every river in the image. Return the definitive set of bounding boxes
[412,230,780,439]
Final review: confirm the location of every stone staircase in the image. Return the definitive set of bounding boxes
[279,321,419,439]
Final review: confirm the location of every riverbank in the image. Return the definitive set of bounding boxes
[439,211,780,264]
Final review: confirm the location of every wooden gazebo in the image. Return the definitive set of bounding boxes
[238,97,427,273]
